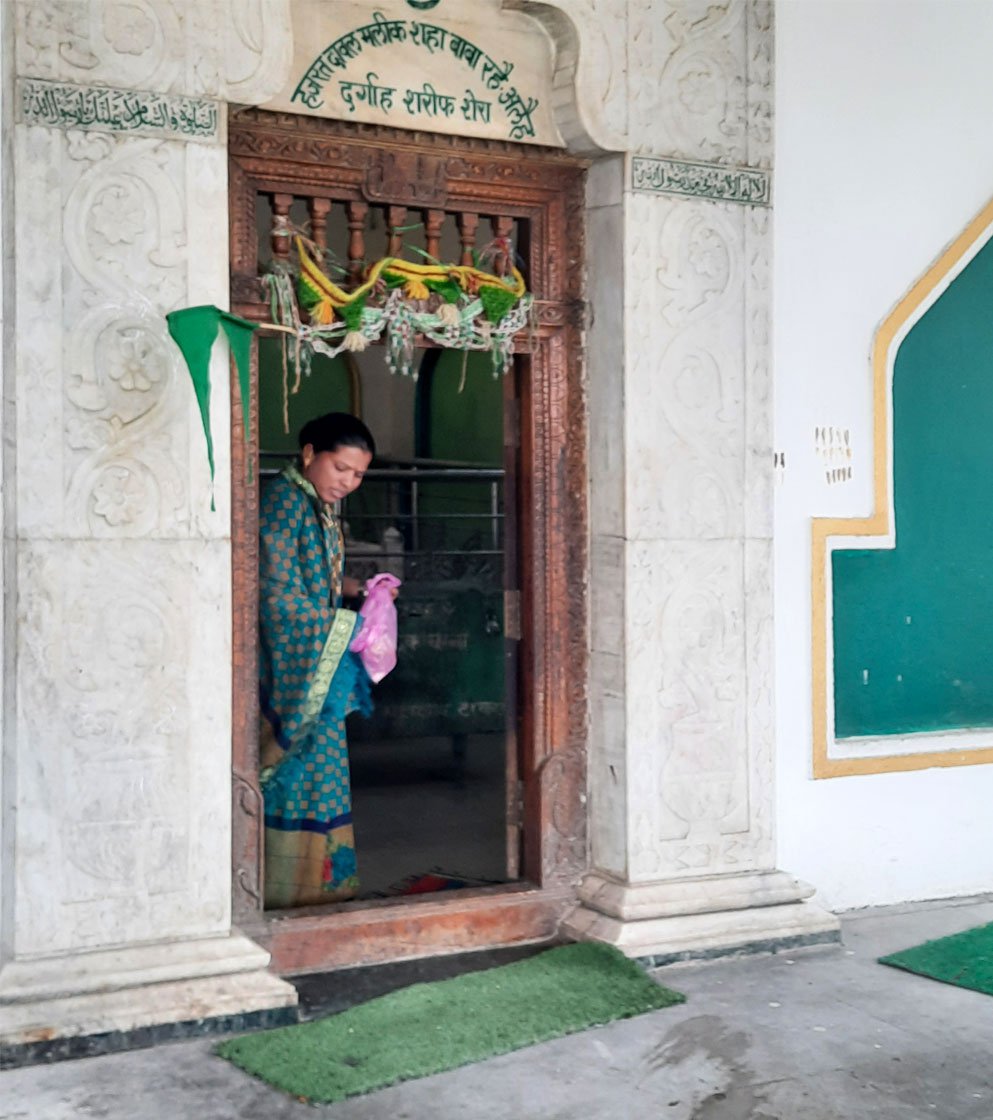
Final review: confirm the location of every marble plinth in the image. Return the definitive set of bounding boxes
[563,871,841,963]
[0,933,297,1048]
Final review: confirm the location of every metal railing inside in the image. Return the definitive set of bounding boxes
[260,453,505,584]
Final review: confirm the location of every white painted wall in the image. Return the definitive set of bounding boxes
[774,0,993,909]
[0,0,13,965]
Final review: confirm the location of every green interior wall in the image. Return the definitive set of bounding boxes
[416,349,503,552]
[257,337,353,455]
[350,348,507,742]
[419,349,503,465]
[832,235,993,738]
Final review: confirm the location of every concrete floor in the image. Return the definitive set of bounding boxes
[3,896,993,1120]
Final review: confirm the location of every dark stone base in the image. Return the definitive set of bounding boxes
[0,1005,300,1071]
[637,927,843,970]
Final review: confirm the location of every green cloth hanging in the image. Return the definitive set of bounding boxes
[166,305,258,508]
[478,284,518,324]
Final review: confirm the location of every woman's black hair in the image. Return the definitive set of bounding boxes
[298,412,376,458]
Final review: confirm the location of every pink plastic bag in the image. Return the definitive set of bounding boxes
[349,573,401,683]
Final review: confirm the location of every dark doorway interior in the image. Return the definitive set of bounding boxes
[256,197,521,898]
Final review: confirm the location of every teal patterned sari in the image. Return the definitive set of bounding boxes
[258,464,370,908]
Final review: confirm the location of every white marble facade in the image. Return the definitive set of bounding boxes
[0,0,298,1046]
[1,0,833,1048]
[571,0,836,955]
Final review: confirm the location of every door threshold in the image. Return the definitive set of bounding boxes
[240,882,576,975]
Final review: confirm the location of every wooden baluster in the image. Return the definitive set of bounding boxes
[346,200,369,286]
[425,208,444,262]
[457,211,479,266]
[491,214,514,276]
[271,192,294,264]
[387,205,407,258]
[309,197,332,250]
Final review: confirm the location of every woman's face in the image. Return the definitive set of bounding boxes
[301,443,373,504]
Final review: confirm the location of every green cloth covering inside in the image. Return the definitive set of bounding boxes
[216,942,685,1104]
[880,922,993,996]
[166,304,258,507]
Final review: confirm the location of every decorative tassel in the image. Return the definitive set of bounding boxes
[312,298,336,326]
[281,335,290,435]
[437,301,460,328]
[254,240,531,390]
[478,283,517,324]
[404,277,430,300]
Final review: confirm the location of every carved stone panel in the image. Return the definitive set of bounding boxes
[744,0,774,170]
[14,539,231,956]
[14,0,292,103]
[625,191,747,542]
[743,201,773,540]
[627,0,771,167]
[14,124,228,539]
[8,1,247,963]
[608,158,774,887]
[626,538,755,881]
[261,0,561,147]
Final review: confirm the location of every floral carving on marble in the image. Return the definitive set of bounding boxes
[15,0,291,103]
[626,0,772,168]
[52,134,194,537]
[624,182,770,882]
[627,193,745,542]
[655,202,742,328]
[12,540,204,952]
[103,1,157,56]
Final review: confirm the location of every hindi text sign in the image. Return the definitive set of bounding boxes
[263,1,561,147]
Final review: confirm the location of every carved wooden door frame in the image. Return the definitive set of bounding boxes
[228,110,588,973]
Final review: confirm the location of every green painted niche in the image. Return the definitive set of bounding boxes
[832,235,993,738]
[415,348,503,552]
[257,338,353,456]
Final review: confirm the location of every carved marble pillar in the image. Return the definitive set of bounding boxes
[567,0,838,960]
[0,0,296,1048]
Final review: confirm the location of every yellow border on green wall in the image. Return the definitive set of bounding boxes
[812,197,993,778]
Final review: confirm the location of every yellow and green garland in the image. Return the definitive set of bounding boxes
[166,234,533,504]
[268,236,532,378]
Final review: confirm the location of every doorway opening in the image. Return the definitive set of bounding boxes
[253,191,524,901]
[345,346,520,897]
[230,111,588,973]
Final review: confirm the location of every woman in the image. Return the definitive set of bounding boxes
[258,412,376,908]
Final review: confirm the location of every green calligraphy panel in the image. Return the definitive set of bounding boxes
[832,235,993,737]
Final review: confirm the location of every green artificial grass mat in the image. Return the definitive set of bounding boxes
[880,922,993,996]
[217,942,685,1104]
